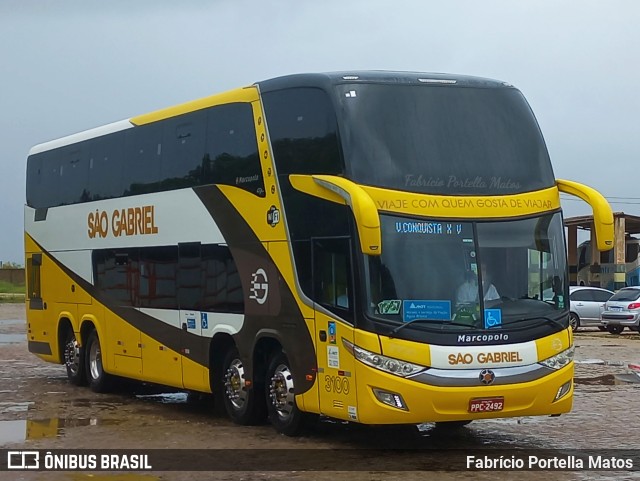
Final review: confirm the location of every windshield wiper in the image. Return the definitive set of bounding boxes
[389,318,477,338]
[492,315,566,330]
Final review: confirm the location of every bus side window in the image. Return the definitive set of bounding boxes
[626,242,639,263]
[312,238,352,319]
[205,103,264,197]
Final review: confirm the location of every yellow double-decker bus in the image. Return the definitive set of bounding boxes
[25,71,613,435]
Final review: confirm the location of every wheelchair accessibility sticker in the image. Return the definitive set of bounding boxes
[484,309,502,329]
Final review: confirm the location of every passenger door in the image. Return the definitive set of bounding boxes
[312,237,359,422]
[571,289,594,321]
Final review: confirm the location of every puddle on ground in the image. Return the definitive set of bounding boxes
[0,417,123,446]
[135,392,188,404]
[614,373,640,384]
[575,373,640,385]
[0,319,22,327]
[0,333,26,344]
[575,359,625,366]
[0,401,34,414]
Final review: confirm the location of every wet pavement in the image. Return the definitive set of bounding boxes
[1,303,639,480]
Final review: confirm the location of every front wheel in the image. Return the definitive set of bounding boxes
[266,351,307,436]
[569,313,580,332]
[63,328,86,386]
[85,330,112,393]
[607,325,624,335]
[222,347,265,425]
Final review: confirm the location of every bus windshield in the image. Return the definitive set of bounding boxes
[336,83,555,195]
[365,212,568,331]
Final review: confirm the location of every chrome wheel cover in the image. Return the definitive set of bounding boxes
[269,363,295,420]
[89,337,102,381]
[224,358,248,410]
[64,335,81,376]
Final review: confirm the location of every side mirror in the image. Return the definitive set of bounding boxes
[289,174,382,256]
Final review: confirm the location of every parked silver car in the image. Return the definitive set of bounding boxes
[601,286,640,334]
[569,286,613,332]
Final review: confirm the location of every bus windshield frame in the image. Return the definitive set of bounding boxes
[363,212,569,335]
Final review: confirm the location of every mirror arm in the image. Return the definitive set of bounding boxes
[557,179,613,251]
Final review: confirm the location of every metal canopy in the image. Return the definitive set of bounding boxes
[564,212,640,235]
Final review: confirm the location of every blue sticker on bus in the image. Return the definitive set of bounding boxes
[201,313,208,330]
[403,300,451,322]
[187,318,196,330]
[484,309,502,329]
[328,321,336,344]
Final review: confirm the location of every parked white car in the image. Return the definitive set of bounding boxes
[569,286,613,332]
[601,286,640,334]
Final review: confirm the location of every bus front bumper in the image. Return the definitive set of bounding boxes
[353,362,574,425]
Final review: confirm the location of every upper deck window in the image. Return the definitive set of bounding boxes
[336,84,555,195]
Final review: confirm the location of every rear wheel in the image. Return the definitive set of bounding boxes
[63,328,86,386]
[569,313,580,332]
[222,347,265,425]
[85,329,112,393]
[607,325,624,335]
[266,351,308,436]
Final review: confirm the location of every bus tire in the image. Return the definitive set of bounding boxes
[85,329,112,393]
[266,351,306,436]
[222,347,265,425]
[63,328,86,386]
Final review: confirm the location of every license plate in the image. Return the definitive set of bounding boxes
[610,307,623,312]
[469,397,504,413]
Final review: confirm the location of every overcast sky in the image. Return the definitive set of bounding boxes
[1,0,639,263]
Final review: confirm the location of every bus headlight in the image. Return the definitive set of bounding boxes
[539,345,575,370]
[343,340,427,377]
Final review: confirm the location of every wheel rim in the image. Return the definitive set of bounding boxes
[89,337,102,381]
[64,334,80,376]
[269,363,295,421]
[224,358,248,410]
[569,315,578,330]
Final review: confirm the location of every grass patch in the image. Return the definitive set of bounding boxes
[0,280,25,294]
[0,294,25,304]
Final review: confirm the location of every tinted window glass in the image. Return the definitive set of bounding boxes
[26,155,44,208]
[609,289,640,302]
[93,244,243,313]
[93,249,140,307]
[88,133,125,201]
[205,103,264,197]
[201,244,244,313]
[139,246,178,309]
[592,290,613,302]
[262,87,344,176]
[336,84,554,195]
[571,290,591,302]
[26,102,262,208]
[262,88,348,299]
[161,111,207,191]
[124,124,163,196]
